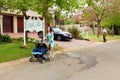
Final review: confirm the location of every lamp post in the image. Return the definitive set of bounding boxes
[48,7,55,27]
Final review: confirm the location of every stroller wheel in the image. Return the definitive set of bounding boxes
[48,58,52,62]
[41,59,45,64]
[29,57,33,62]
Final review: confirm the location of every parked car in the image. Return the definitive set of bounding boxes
[38,27,73,41]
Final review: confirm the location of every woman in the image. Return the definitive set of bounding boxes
[46,27,55,58]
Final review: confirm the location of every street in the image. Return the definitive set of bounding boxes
[0,40,120,80]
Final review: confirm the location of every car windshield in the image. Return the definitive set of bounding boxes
[52,28,62,32]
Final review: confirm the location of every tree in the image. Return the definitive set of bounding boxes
[8,0,35,16]
[33,0,83,31]
[102,0,120,36]
[54,0,85,25]
[0,0,8,13]
[32,0,54,34]
[7,0,35,45]
[84,0,112,37]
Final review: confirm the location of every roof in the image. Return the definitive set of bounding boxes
[1,9,42,17]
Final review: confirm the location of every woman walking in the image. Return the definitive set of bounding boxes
[46,27,55,58]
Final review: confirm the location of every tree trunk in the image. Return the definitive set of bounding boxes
[97,22,101,37]
[0,24,1,36]
[44,15,48,35]
[90,23,95,35]
[111,24,114,37]
[0,13,1,35]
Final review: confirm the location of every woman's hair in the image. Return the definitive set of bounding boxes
[47,27,52,33]
[50,27,52,32]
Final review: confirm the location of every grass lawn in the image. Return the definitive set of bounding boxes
[81,34,120,42]
[0,42,63,63]
[0,42,34,63]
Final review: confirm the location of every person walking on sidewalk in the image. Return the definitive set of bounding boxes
[102,27,107,42]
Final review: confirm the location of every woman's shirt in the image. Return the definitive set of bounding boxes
[46,32,54,44]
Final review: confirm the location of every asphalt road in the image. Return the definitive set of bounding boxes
[0,40,120,80]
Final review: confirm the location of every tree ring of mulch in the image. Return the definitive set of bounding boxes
[20,45,30,49]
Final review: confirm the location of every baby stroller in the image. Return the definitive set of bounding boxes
[29,42,51,63]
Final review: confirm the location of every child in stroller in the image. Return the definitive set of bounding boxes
[29,42,51,63]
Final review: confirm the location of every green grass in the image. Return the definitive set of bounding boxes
[81,34,120,42]
[0,42,63,63]
[0,42,34,63]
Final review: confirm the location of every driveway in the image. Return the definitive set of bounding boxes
[55,39,102,50]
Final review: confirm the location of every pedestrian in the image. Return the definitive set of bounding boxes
[102,27,107,42]
[46,27,55,58]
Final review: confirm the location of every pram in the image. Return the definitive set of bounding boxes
[29,42,51,63]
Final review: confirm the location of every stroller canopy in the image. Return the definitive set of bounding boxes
[32,42,48,55]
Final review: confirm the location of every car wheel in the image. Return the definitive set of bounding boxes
[57,35,62,41]
[48,58,52,62]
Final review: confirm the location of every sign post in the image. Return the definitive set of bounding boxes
[24,16,26,45]
[24,16,44,45]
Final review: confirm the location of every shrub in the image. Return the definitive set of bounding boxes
[17,37,24,42]
[0,34,12,43]
[68,26,80,39]
[28,37,37,43]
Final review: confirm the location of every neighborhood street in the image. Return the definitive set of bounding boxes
[0,40,120,80]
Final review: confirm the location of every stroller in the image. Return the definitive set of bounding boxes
[29,42,51,63]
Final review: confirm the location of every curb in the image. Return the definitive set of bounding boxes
[0,57,29,69]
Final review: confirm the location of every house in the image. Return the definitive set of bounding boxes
[0,10,40,34]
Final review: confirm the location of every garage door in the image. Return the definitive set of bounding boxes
[17,17,24,32]
[3,15,13,32]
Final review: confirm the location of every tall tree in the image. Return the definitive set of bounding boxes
[8,0,35,16]
[102,0,120,36]
[84,0,112,37]
[33,0,54,34]
[0,0,8,14]
[7,0,35,45]
[33,0,83,34]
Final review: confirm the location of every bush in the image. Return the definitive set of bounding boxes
[17,37,24,42]
[28,37,37,43]
[68,26,80,39]
[0,34,12,43]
